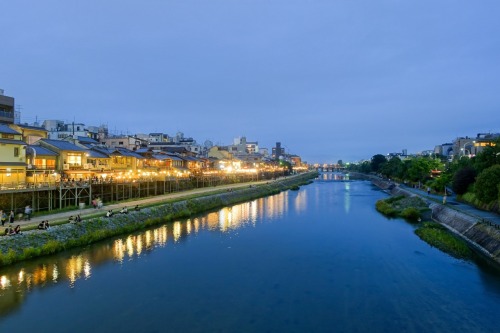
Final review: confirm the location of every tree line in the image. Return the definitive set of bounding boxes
[347,138,500,211]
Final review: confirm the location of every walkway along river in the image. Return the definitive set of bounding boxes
[367,174,500,268]
[1,173,500,332]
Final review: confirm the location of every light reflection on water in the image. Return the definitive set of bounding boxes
[0,190,300,312]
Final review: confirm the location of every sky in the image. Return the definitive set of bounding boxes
[1,0,499,163]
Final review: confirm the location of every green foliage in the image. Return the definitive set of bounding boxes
[452,166,476,195]
[375,200,397,216]
[475,165,500,204]
[41,240,64,255]
[406,157,441,182]
[430,172,451,193]
[0,249,18,266]
[371,154,387,173]
[380,157,403,179]
[376,195,427,220]
[22,247,41,259]
[415,222,472,259]
[400,207,421,221]
[384,195,405,204]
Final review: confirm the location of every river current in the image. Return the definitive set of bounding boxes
[1,174,500,332]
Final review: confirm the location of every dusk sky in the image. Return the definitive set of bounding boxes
[2,0,499,163]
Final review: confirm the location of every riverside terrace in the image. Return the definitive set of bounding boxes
[0,168,292,218]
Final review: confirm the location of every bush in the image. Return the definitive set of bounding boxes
[400,207,421,221]
[475,165,500,204]
[376,200,397,216]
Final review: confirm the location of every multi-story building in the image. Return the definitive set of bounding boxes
[272,142,285,161]
[0,89,15,125]
[0,124,27,188]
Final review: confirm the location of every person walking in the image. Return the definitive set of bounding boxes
[1,210,6,226]
[24,205,32,221]
[9,210,15,224]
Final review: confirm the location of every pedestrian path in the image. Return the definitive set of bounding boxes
[3,180,270,232]
[400,184,500,226]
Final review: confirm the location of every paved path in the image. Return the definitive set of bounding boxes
[3,179,271,232]
[400,184,500,226]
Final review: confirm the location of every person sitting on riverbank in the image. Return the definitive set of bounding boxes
[106,210,114,218]
[38,220,50,230]
[134,205,140,211]
[120,207,128,214]
[68,215,75,223]
[14,225,22,234]
[4,226,15,236]
[75,214,82,222]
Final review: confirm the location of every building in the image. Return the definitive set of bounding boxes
[9,123,48,144]
[272,142,285,161]
[0,124,27,188]
[101,135,147,151]
[0,89,15,125]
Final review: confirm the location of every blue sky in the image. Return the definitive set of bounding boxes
[1,0,499,163]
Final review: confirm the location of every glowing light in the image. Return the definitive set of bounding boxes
[173,222,181,242]
[1,275,11,289]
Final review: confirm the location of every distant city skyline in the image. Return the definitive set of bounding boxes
[2,1,499,163]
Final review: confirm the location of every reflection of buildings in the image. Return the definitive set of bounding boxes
[0,189,307,314]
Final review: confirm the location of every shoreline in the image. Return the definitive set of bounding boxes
[365,174,500,268]
[0,172,318,267]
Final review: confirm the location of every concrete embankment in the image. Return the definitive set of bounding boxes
[371,177,500,266]
[0,172,317,266]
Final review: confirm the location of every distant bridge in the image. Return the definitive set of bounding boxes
[314,165,346,173]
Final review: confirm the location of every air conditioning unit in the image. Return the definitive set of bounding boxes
[63,164,69,170]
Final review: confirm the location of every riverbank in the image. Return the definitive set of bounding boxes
[369,176,500,267]
[0,172,317,267]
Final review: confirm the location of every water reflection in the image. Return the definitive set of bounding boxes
[0,190,305,315]
[317,172,349,182]
[344,181,351,213]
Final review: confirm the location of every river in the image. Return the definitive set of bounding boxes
[1,174,500,332]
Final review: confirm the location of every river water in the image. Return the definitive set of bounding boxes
[1,174,500,332]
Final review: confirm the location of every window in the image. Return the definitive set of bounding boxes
[2,134,14,139]
[14,147,19,157]
[66,153,82,166]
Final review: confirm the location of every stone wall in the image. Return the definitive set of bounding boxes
[372,177,500,266]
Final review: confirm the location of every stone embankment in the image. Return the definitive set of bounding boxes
[0,172,317,266]
[371,177,500,266]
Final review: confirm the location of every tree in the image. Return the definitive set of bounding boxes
[380,157,402,179]
[371,154,387,173]
[475,165,500,203]
[473,138,500,174]
[359,161,372,173]
[406,157,441,182]
[452,166,476,195]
